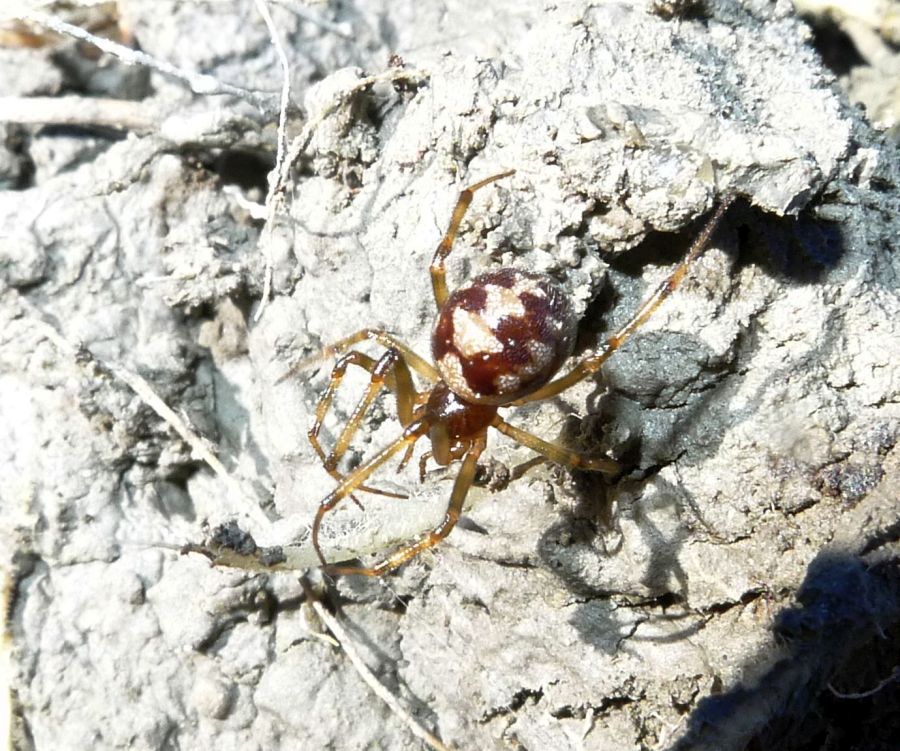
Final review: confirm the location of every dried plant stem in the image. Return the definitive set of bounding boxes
[829,666,900,700]
[306,592,451,751]
[18,10,275,111]
[0,95,155,131]
[253,0,293,322]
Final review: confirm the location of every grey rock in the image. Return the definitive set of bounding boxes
[2,1,898,750]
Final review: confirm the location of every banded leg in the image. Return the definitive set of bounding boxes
[492,416,621,474]
[313,418,431,567]
[325,434,487,576]
[279,328,439,384]
[309,348,417,500]
[430,170,516,309]
[418,451,432,482]
[515,195,735,404]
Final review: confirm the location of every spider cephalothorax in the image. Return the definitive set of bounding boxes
[280,171,735,577]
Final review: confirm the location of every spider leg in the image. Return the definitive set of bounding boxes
[514,195,735,404]
[309,348,418,500]
[324,433,487,577]
[430,170,515,309]
[491,416,620,474]
[313,418,431,567]
[417,451,432,482]
[279,328,439,384]
[397,441,415,473]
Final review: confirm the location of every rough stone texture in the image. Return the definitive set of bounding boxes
[2,1,899,750]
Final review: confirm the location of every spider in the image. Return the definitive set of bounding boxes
[294,171,734,577]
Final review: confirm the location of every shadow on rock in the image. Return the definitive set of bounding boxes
[672,551,900,751]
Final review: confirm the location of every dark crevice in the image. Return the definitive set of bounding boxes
[182,147,274,196]
[488,556,540,571]
[551,693,636,719]
[482,687,545,722]
[212,148,275,194]
[699,587,767,616]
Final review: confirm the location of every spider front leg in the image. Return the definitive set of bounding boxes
[324,434,487,577]
[515,195,736,404]
[430,170,515,309]
[309,347,419,500]
[278,327,440,384]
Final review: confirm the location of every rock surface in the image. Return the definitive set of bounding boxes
[2,1,899,749]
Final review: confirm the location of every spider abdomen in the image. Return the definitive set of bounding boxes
[432,268,577,404]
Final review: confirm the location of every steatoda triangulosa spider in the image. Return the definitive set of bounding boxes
[294,170,734,576]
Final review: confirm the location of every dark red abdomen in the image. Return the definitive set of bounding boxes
[432,268,577,404]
